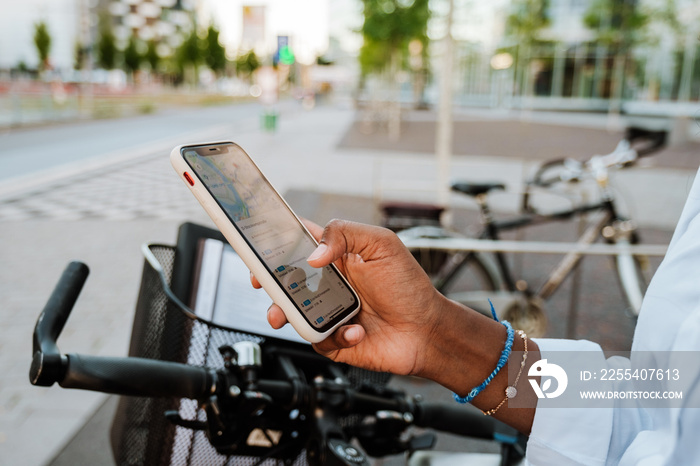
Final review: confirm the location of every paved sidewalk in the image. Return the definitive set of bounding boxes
[0,103,697,465]
[341,108,700,171]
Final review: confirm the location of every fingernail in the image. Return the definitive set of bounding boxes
[344,326,361,342]
[307,243,328,263]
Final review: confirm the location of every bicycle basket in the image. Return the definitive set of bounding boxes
[110,243,390,466]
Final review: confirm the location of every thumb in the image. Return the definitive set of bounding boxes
[307,220,393,267]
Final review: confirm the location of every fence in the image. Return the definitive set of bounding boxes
[0,82,240,128]
[453,40,700,114]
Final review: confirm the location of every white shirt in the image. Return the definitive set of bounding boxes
[526,168,700,465]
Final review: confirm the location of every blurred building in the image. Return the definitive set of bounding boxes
[95,0,195,55]
[0,0,196,73]
[455,0,699,108]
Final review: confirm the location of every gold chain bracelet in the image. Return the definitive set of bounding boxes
[481,330,528,416]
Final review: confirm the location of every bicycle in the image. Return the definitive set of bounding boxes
[30,240,527,465]
[388,127,668,337]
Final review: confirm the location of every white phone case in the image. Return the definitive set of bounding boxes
[170,142,360,343]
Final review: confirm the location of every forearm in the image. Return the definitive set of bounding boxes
[416,296,540,434]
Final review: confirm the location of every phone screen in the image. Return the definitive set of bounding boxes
[182,143,360,332]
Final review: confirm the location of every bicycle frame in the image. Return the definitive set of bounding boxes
[439,195,624,302]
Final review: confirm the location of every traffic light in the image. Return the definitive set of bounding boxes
[278,45,295,65]
[275,36,295,66]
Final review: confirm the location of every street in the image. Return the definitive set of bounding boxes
[0,102,268,181]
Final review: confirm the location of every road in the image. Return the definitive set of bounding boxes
[0,101,263,186]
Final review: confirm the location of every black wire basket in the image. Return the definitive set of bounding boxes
[110,243,389,466]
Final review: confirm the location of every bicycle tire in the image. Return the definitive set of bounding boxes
[397,226,502,309]
[613,238,651,317]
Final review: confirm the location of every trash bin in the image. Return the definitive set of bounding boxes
[261,110,278,132]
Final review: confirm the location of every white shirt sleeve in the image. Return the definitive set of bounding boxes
[525,337,613,466]
[526,167,700,465]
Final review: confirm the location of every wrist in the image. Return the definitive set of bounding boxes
[413,297,505,391]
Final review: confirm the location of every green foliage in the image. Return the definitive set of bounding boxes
[177,28,202,72]
[123,35,142,74]
[583,0,649,51]
[235,50,260,77]
[647,0,685,48]
[204,25,227,74]
[504,0,550,45]
[33,21,52,70]
[145,40,160,72]
[96,16,117,70]
[358,0,430,76]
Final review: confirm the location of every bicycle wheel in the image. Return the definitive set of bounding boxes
[613,237,651,317]
[397,226,502,310]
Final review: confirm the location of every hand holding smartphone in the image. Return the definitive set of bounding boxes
[171,142,361,343]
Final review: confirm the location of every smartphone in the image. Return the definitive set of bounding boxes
[171,142,361,343]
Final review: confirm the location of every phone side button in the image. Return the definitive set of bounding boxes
[183,172,195,186]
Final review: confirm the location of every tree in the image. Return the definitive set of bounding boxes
[583,0,649,101]
[204,25,227,75]
[96,15,118,70]
[235,50,260,80]
[145,39,160,72]
[647,0,694,100]
[123,35,142,77]
[176,28,202,84]
[505,0,550,44]
[358,0,430,117]
[358,0,430,77]
[583,0,648,46]
[504,0,550,96]
[33,21,52,71]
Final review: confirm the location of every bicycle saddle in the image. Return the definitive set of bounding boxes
[451,182,505,197]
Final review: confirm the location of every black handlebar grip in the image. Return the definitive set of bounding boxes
[30,262,90,387]
[414,402,497,440]
[33,261,90,356]
[626,127,667,157]
[60,354,216,399]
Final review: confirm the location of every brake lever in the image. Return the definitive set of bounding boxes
[165,410,207,430]
[355,409,436,457]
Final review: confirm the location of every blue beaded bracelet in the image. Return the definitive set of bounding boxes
[453,300,515,404]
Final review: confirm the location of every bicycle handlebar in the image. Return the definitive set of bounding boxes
[414,401,499,440]
[528,126,667,189]
[31,262,89,386]
[32,262,89,356]
[31,261,523,463]
[626,126,666,157]
[60,354,216,399]
[30,261,216,400]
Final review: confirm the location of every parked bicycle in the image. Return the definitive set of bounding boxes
[30,244,526,465]
[387,127,667,336]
